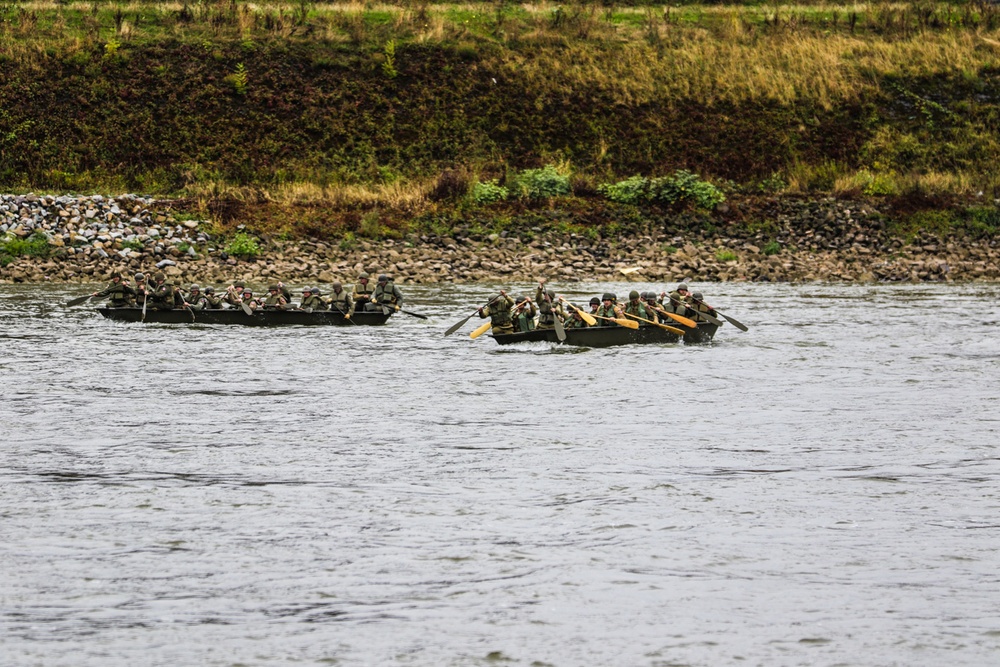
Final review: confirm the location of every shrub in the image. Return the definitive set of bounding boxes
[509,164,571,200]
[762,241,781,256]
[225,63,249,96]
[120,239,144,251]
[599,170,724,210]
[960,207,1000,238]
[715,248,738,262]
[1,232,50,258]
[382,40,398,79]
[429,168,470,201]
[469,180,508,205]
[224,231,260,258]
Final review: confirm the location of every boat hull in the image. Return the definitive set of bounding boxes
[492,322,718,347]
[98,307,392,326]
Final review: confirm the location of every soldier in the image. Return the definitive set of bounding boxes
[299,286,327,311]
[185,284,208,310]
[661,282,692,314]
[563,307,590,329]
[328,282,353,316]
[132,272,148,307]
[588,297,600,317]
[148,273,175,310]
[367,274,403,312]
[595,292,621,324]
[276,281,293,304]
[689,292,718,323]
[477,291,515,334]
[262,284,288,310]
[512,295,537,333]
[91,272,135,308]
[352,272,374,310]
[622,290,651,320]
[224,280,246,308]
[241,287,261,311]
[203,286,224,310]
[535,279,565,330]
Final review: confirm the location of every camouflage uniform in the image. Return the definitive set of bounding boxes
[689,293,717,323]
[186,286,208,311]
[622,292,650,321]
[367,276,403,312]
[204,289,224,310]
[352,274,374,310]
[328,285,353,315]
[563,311,590,329]
[478,294,515,334]
[94,276,135,308]
[149,276,175,310]
[262,287,288,310]
[512,299,537,333]
[300,293,327,311]
[535,285,564,330]
[223,285,246,308]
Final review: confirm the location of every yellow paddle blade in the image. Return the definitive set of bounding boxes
[661,311,697,328]
[469,320,492,339]
[580,312,597,326]
[660,324,685,335]
[615,318,640,329]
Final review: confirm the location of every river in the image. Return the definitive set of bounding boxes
[1,282,998,666]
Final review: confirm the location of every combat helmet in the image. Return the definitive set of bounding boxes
[134,272,145,282]
[589,297,600,306]
[358,272,369,280]
[378,274,389,282]
[332,281,343,291]
[154,272,166,283]
[302,286,312,293]
[516,295,528,304]
[268,284,279,292]
[311,287,321,295]
[677,283,689,292]
[602,292,615,302]
[691,292,703,301]
[189,284,200,292]
[629,290,640,301]
[204,286,215,294]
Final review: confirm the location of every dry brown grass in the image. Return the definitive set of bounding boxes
[185,179,435,211]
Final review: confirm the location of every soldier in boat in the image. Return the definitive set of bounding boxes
[563,306,590,329]
[689,292,718,322]
[241,287,261,311]
[661,282,692,314]
[368,274,403,312]
[535,279,564,330]
[203,286,224,310]
[224,281,246,308]
[588,297,600,317]
[477,291,515,335]
[148,273,175,310]
[132,272,148,307]
[171,280,187,309]
[352,272,374,310]
[299,286,327,311]
[595,292,622,324]
[622,290,651,321]
[328,282,353,316]
[276,281,293,304]
[512,295,536,333]
[91,271,135,308]
[262,284,289,310]
[185,284,209,310]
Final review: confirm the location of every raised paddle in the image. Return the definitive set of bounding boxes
[692,299,749,332]
[469,320,493,339]
[66,294,96,307]
[623,312,685,336]
[661,293,724,327]
[539,283,567,342]
[444,293,502,337]
[648,305,698,329]
[559,298,597,326]
[592,313,640,329]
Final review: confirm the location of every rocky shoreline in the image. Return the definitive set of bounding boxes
[1,193,998,286]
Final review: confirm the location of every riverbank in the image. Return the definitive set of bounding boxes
[2,193,998,286]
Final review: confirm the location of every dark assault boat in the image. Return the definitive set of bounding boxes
[491,322,718,347]
[98,307,393,326]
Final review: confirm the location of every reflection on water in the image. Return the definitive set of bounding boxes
[1,281,999,666]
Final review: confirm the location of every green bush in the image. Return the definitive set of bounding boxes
[120,239,144,251]
[224,231,260,258]
[715,248,738,262]
[509,165,571,200]
[762,241,781,256]
[470,180,508,205]
[1,232,50,258]
[959,207,999,238]
[599,170,724,210]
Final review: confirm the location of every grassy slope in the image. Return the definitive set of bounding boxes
[1,2,1000,238]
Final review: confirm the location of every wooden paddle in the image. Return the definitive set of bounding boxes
[591,313,640,329]
[469,320,493,339]
[397,308,428,319]
[692,300,749,332]
[331,301,357,325]
[623,311,685,335]
[559,298,597,326]
[444,293,502,337]
[539,283,567,342]
[662,293,724,327]
[66,294,96,307]
[648,305,698,329]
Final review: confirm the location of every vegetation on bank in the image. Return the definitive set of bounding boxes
[1,1,1000,243]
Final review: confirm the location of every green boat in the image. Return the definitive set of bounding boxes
[98,307,392,326]
[491,322,718,347]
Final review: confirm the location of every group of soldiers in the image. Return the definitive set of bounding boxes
[92,271,404,315]
[478,281,718,334]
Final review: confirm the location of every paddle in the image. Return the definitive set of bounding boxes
[691,299,749,332]
[661,293,724,327]
[66,294,96,307]
[559,298,597,326]
[591,313,640,329]
[331,301,357,325]
[539,283,566,342]
[648,304,698,329]
[469,321,493,339]
[397,308,428,320]
[183,305,196,322]
[141,287,150,322]
[623,311,685,336]
[443,293,502,337]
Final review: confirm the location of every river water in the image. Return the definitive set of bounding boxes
[1,282,998,666]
